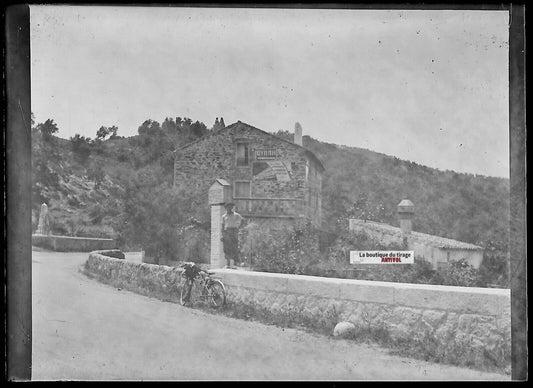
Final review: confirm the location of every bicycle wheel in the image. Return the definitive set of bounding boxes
[180,279,193,306]
[206,279,226,308]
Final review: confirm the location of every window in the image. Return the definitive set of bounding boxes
[234,181,251,198]
[236,143,249,166]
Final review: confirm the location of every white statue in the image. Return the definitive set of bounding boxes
[36,203,50,235]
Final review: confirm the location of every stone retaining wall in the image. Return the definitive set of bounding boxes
[83,252,511,371]
[214,269,510,370]
[32,234,116,252]
[83,252,185,303]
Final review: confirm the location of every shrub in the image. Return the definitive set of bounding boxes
[478,239,509,288]
[76,224,116,239]
[49,218,69,236]
[87,160,106,189]
[116,148,130,163]
[67,195,81,207]
[322,229,482,286]
[70,134,91,164]
[88,203,105,224]
[438,259,481,287]
[120,176,209,263]
[175,227,210,263]
[241,221,321,274]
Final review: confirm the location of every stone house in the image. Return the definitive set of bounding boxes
[173,120,324,230]
[349,200,484,270]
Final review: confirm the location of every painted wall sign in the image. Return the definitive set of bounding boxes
[253,160,292,181]
[267,160,292,182]
[255,148,279,160]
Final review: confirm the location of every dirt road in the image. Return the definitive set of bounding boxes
[31,250,509,381]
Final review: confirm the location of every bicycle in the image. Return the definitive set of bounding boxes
[179,262,226,308]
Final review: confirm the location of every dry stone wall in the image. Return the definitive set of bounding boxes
[84,252,186,303]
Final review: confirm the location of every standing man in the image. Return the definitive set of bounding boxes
[221,202,244,268]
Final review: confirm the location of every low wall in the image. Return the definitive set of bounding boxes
[83,251,186,303]
[83,253,511,371]
[32,234,116,252]
[215,270,510,370]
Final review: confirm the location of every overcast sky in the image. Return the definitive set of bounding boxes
[30,6,510,178]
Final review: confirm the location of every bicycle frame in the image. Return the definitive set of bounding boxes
[180,265,226,308]
[192,271,212,300]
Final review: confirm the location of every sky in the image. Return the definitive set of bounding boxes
[30,6,510,178]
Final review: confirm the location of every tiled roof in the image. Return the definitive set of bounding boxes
[349,219,484,251]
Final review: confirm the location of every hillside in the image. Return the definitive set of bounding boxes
[305,136,509,246]
[30,117,510,287]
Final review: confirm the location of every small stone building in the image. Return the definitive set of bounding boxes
[349,200,484,270]
[173,120,324,229]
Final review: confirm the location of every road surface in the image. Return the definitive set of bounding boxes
[32,250,509,381]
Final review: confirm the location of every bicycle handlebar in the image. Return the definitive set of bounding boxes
[180,268,214,280]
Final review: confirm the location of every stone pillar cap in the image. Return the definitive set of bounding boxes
[212,178,230,187]
[397,199,415,213]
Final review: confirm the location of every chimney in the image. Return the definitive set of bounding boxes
[294,122,303,146]
[397,199,415,236]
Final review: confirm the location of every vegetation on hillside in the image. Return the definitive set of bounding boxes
[30,115,510,287]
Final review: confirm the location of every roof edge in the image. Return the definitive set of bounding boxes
[174,120,325,172]
[349,219,484,250]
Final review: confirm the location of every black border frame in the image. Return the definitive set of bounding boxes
[4,2,526,381]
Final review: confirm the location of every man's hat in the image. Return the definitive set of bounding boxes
[225,202,235,208]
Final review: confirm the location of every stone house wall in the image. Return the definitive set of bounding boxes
[174,121,323,228]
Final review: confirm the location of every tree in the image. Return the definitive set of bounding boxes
[478,238,510,288]
[109,126,119,139]
[31,118,63,208]
[190,120,207,138]
[36,119,59,142]
[439,259,481,287]
[162,117,177,134]
[174,117,208,143]
[138,119,161,136]
[87,160,106,190]
[96,125,118,141]
[211,117,226,131]
[212,117,220,131]
[159,150,176,179]
[242,221,321,275]
[121,174,207,261]
[70,134,92,164]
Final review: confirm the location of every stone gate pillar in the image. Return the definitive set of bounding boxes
[208,179,232,268]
